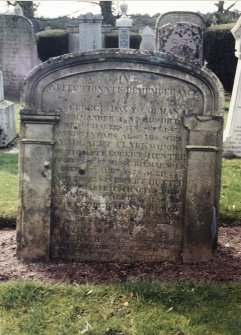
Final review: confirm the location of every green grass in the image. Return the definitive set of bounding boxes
[220,159,241,225]
[0,153,18,224]
[0,280,241,335]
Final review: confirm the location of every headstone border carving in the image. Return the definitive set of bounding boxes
[17,49,224,263]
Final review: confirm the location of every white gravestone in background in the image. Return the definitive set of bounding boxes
[140,26,155,51]
[116,3,133,48]
[223,16,241,157]
[79,13,102,50]
[0,72,16,147]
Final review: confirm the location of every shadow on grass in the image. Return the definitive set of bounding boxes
[118,280,241,335]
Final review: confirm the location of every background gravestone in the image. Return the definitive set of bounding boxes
[66,25,80,52]
[156,12,206,66]
[17,50,224,263]
[139,26,155,51]
[79,13,102,50]
[0,14,39,99]
[223,16,241,157]
[0,71,16,147]
[116,3,133,48]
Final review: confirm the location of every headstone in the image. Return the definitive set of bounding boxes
[0,14,39,99]
[116,3,133,48]
[139,26,155,51]
[66,25,80,52]
[0,72,16,148]
[14,3,24,16]
[0,72,4,102]
[223,16,241,157]
[156,12,206,66]
[79,13,102,50]
[67,24,112,52]
[17,49,224,263]
[102,24,112,49]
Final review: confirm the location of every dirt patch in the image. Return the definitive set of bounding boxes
[1,227,241,283]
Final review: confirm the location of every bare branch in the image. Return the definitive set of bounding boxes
[225,1,239,12]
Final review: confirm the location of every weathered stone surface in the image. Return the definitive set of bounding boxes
[0,71,4,101]
[0,14,39,99]
[140,26,155,51]
[157,22,203,66]
[116,4,132,48]
[156,11,206,66]
[156,11,206,29]
[66,25,80,52]
[223,16,241,157]
[0,71,16,147]
[79,13,102,50]
[17,50,224,263]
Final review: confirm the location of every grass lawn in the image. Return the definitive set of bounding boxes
[0,153,18,224]
[1,280,241,335]
[220,159,241,225]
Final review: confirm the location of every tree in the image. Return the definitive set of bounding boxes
[215,1,239,13]
[209,0,240,24]
[7,1,38,19]
[215,1,225,12]
[99,1,120,26]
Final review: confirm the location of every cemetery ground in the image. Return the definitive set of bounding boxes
[1,103,241,334]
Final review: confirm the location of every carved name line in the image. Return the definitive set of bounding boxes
[49,83,202,98]
[56,138,182,150]
[57,130,181,143]
[60,123,180,134]
[55,147,186,161]
[56,164,183,178]
[62,114,182,125]
[68,104,185,115]
[81,183,182,194]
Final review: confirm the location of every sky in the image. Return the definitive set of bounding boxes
[0,1,241,18]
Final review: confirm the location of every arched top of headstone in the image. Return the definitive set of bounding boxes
[78,12,103,23]
[0,14,35,31]
[156,11,206,29]
[140,26,155,36]
[21,49,223,116]
[14,3,24,16]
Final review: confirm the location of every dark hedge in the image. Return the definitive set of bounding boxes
[105,32,142,49]
[36,29,69,62]
[204,23,237,92]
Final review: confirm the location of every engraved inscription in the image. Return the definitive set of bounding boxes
[41,70,204,261]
